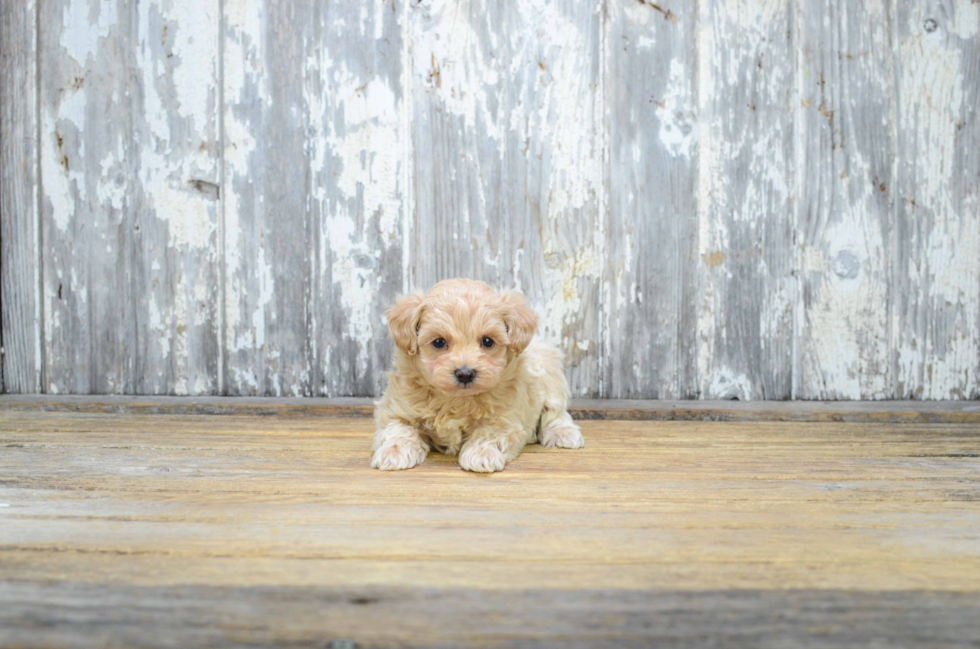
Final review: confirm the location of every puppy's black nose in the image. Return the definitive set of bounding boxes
[454,367,476,385]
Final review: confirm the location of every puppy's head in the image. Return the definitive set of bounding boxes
[387,279,538,396]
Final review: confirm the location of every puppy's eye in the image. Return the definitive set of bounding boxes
[481,336,495,349]
[432,338,447,349]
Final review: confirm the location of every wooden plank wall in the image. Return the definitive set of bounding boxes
[1,0,978,399]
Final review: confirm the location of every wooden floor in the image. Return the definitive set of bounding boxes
[1,401,979,648]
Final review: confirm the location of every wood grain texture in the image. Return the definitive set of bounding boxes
[38,0,139,394]
[2,584,978,649]
[697,0,797,400]
[894,0,980,400]
[36,0,220,395]
[604,0,699,399]
[222,0,315,396]
[308,0,406,398]
[797,0,896,399]
[133,0,222,396]
[409,0,603,396]
[1,410,979,646]
[0,0,39,393]
[222,0,404,398]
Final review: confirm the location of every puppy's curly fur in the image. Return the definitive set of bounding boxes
[372,279,584,472]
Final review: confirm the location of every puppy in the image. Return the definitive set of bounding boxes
[372,279,584,473]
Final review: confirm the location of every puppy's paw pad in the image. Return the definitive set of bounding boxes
[459,444,507,473]
[371,442,426,471]
[540,422,585,449]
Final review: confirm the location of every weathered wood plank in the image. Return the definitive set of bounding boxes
[307,1,406,397]
[697,0,797,399]
[0,0,39,393]
[3,394,980,422]
[37,0,220,395]
[38,0,139,394]
[797,0,896,399]
[2,583,978,649]
[222,0,315,396]
[604,0,698,399]
[222,0,404,398]
[894,0,980,399]
[133,0,221,395]
[410,0,603,397]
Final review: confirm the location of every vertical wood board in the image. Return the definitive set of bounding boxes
[39,0,140,394]
[894,0,980,399]
[36,0,220,395]
[1,0,40,393]
[604,0,699,399]
[222,0,406,397]
[797,0,896,399]
[133,0,222,395]
[223,0,315,396]
[308,0,406,397]
[697,0,797,400]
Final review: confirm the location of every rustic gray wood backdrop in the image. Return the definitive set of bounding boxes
[2,0,978,399]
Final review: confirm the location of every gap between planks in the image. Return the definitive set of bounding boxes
[1,395,979,423]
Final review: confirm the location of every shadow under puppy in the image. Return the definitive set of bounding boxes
[373,279,584,473]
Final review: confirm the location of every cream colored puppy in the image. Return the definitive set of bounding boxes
[372,279,584,473]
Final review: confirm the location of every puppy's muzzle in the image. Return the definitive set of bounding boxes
[454,367,477,386]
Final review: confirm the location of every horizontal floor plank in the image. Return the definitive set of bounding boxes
[1,583,978,649]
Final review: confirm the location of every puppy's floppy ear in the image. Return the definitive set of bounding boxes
[387,293,425,355]
[499,291,538,355]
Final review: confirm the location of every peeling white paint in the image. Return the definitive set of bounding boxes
[168,4,216,127]
[709,368,753,401]
[791,0,896,399]
[412,0,493,135]
[137,1,217,251]
[223,0,271,379]
[541,248,598,346]
[656,58,696,159]
[148,295,170,360]
[697,0,794,399]
[159,185,215,250]
[21,0,978,400]
[321,210,378,352]
[301,11,405,392]
[950,0,979,39]
[96,149,125,210]
[249,241,273,353]
[42,88,88,232]
[60,0,117,66]
[896,16,978,399]
[224,0,266,103]
[521,1,600,352]
[118,0,221,394]
[325,75,401,235]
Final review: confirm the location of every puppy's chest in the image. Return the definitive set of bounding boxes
[419,420,466,455]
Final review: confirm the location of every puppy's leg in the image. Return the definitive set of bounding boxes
[371,421,429,471]
[458,424,527,473]
[538,398,585,449]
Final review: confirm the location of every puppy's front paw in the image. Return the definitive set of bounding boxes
[540,420,585,449]
[371,441,427,471]
[458,443,508,473]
